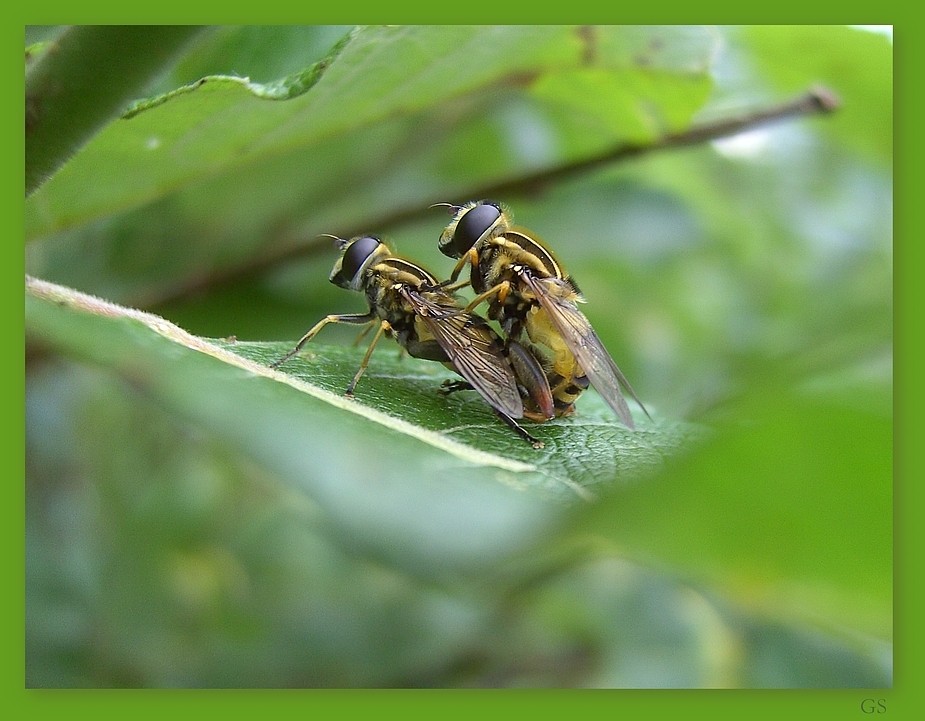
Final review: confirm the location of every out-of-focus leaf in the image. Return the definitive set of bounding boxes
[25,25,718,309]
[26,360,499,687]
[530,69,712,141]
[570,391,892,640]
[162,25,354,89]
[742,25,892,164]
[467,555,889,687]
[25,26,207,194]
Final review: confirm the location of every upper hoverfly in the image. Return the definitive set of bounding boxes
[270,234,552,448]
[436,200,650,428]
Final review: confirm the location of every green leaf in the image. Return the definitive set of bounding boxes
[742,25,892,164]
[27,280,889,687]
[25,26,207,194]
[26,277,690,510]
[570,391,892,640]
[530,69,712,141]
[24,25,718,309]
[161,25,355,90]
[481,554,889,687]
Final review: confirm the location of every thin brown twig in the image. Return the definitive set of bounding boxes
[143,86,840,309]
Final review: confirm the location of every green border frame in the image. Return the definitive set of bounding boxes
[11,8,908,720]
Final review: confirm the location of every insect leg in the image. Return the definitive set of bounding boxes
[441,248,479,286]
[270,311,377,369]
[439,379,474,395]
[351,322,376,346]
[345,320,391,396]
[433,278,471,292]
[460,281,511,314]
[494,410,545,449]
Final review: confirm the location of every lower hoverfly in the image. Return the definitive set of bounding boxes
[270,235,553,448]
[436,200,650,428]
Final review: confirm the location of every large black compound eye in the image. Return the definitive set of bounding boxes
[341,235,381,281]
[452,201,502,254]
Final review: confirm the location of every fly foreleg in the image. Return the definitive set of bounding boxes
[270,311,377,369]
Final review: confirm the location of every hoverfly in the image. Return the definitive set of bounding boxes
[436,200,650,428]
[270,234,552,448]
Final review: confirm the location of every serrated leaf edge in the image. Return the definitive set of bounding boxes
[121,27,360,118]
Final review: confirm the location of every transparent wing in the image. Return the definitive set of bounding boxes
[401,288,524,419]
[522,274,647,428]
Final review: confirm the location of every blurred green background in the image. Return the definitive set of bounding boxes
[25,25,892,687]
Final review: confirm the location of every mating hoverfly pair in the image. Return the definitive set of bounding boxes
[270,201,649,448]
